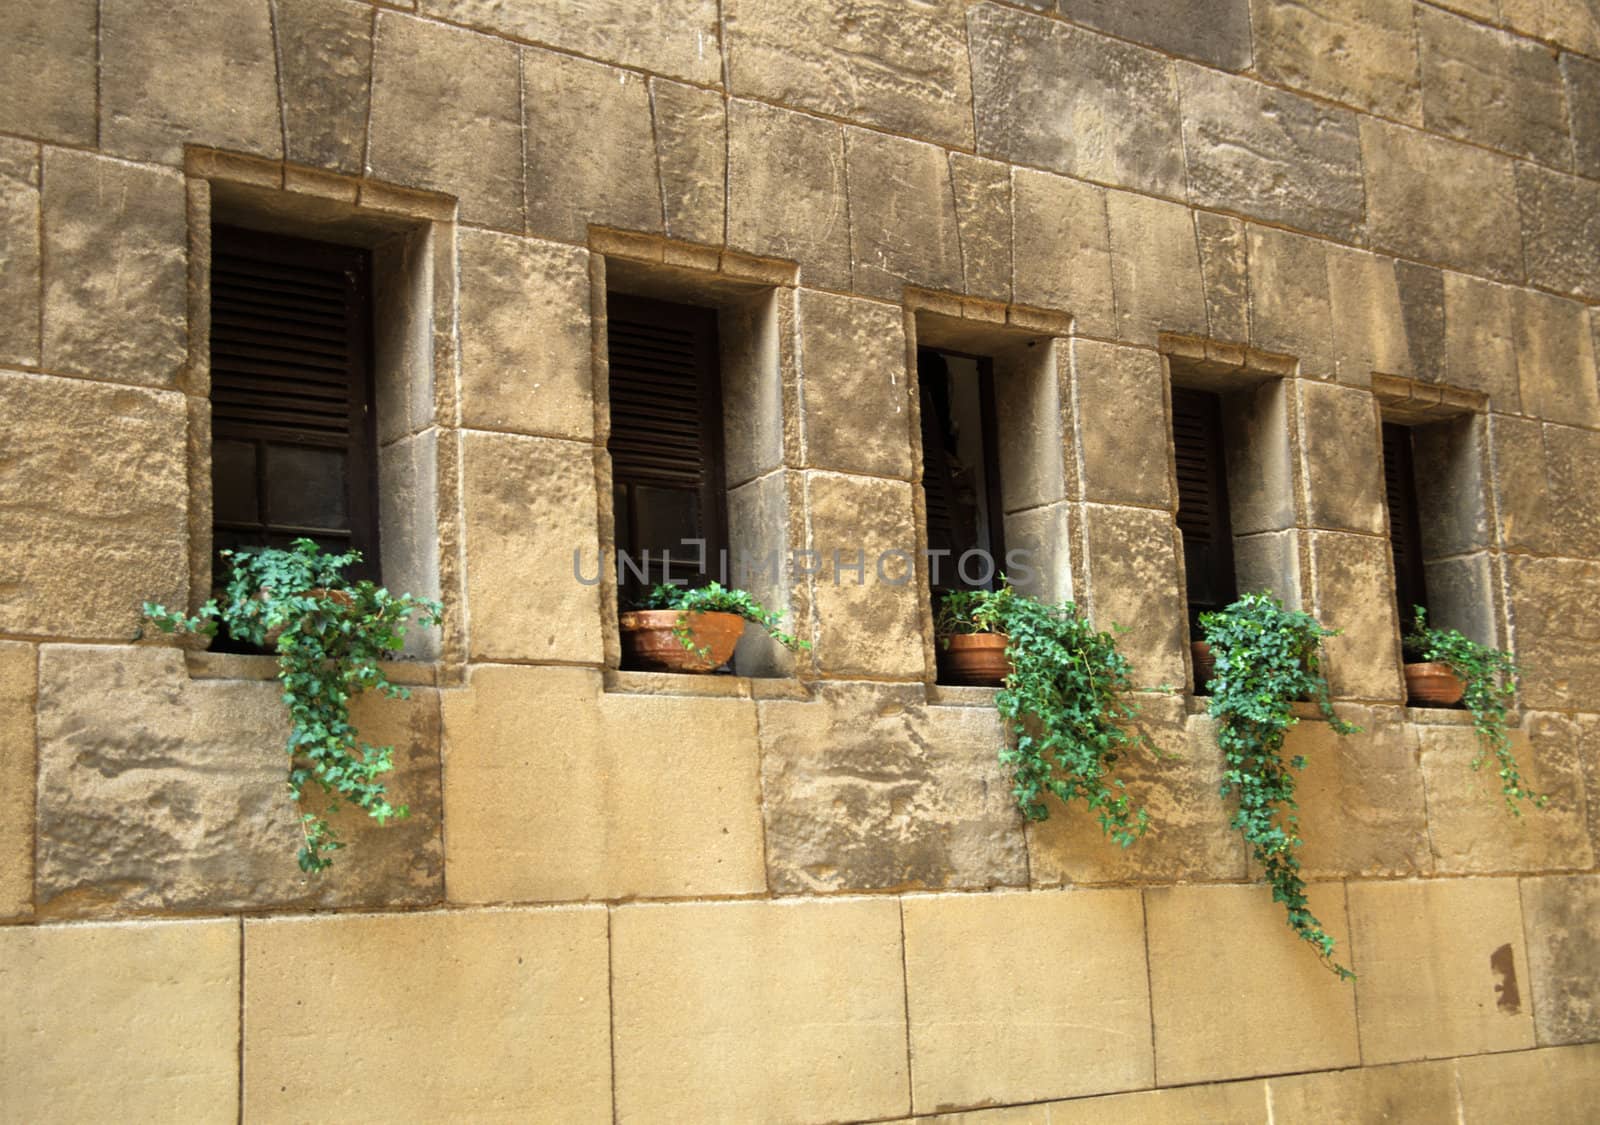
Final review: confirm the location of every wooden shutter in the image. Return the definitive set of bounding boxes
[606,293,726,599]
[918,347,1005,595]
[1383,422,1429,626]
[1172,387,1237,632]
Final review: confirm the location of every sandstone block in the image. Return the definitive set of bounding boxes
[1080,505,1185,690]
[950,154,1013,303]
[1195,212,1249,344]
[245,907,611,1121]
[274,0,374,174]
[1298,381,1385,535]
[1326,247,1411,385]
[441,664,765,902]
[1411,415,1493,559]
[1248,225,1333,378]
[1511,287,1600,428]
[1488,415,1553,554]
[1251,0,1420,121]
[0,641,35,920]
[1544,423,1600,558]
[0,139,39,369]
[368,13,522,230]
[1519,875,1600,1046]
[1001,501,1076,604]
[1500,0,1600,56]
[798,290,913,477]
[1307,531,1402,701]
[1442,272,1519,410]
[994,341,1071,514]
[1035,1080,1268,1124]
[1058,0,1250,69]
[0,0,95,145]
[757,682,1027,894]
[847,130,963,300]
[1517,164,1600,303]
[1456,1042,1600,1124]
[1073,341,1171,508]
[651,79,726,246]
[1146,883,1360,1085]
[1506,556,1600,712]
[1106,191,1207,347]
[1347,878,1535,1064]
[1394,260,1446,385]
[41,149,187,387]
[970,4,1183,197]
[1012,170,1113,336]
[1564,52,1600,179]
[611,896,909,1122]
[0,919,239,1122]
[1233,530,1302,606]
[1266,1059,1460,1125]
[1179,65,1365,242]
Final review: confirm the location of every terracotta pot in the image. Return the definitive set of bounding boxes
[262,587,355,645]
[1405,661,1465,706]
[620,609,747,673]
[1191,640,1216,693]
[939,632,1012,686]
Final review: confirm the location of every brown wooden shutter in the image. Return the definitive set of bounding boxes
[1172,387,1237,633]
[919,347,1006,596]
[1382,421,1429,627]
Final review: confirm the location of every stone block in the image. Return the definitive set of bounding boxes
[1248,225,1333,378]
[1346,878,1535,1064]
[1326,247,1411,385]
[994,341,1071,515]
[523,49,661,243]
[274,0,374,174]
[970,4,1184,197]
[0,919,239,1122]
[0,0,95,145]
[1307,531,1403,701]
[1012,169,1113,337]
[1511,287,1600,428]
[1080,505,1185,690]
[460,431,604,664]
[0,139,39,369]
[1419,6,1570,167]
[723,0,972,148]
[1040,1080,1268,1124]
[727,100,851,291]
[1250,0,1419,121]
[41,150,187,387]
[1361,119,1521,282]
[757,681,1027,894]
[1412,415,1493,558]
[1517,164,1600,303]
[1001,501,1075,604]
[1544,423,1600,558]
[846,130,963,300]
[902,889,1153,1112]
[1394,260,1446,385]
[1266,1059,1460,1125]
[1073,341,1171,508]
[440,664,766,903]
[245,907,611,1121]
[1299,381,1385,535]
[1195,212,1249,343]
[1500,0,1600,56]
[1564,52,1600,179]
[950,154,1012,303]
[1058,0,1251,68]
[1507,556,1600,712]
[1442,272,1520,410]
[458,230,591,440]
[611,896,909,1123]
[1145,883,1360,1085]
[797,290,913,477]
[1488,414,1553,554]
[1520,875,1600,1046]
[368,13,522,230]
[1178,65,1365,242]
[1233,530,1302,606]
[1456,1042,1600,1124]
[651,79,725,246]
[1106,191,1207,347]
[0,373,187,640]
[0,641,35,920]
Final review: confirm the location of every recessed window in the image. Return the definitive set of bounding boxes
[918,346,1006,599]
[1172,386,1238,638]
[1382,421,1429,630]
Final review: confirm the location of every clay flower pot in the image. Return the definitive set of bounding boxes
[940,632,1012,686]
[1405,661,1465,706]
[1191,640,1216,693]
[263,587,355,645]
[620,609,747,673]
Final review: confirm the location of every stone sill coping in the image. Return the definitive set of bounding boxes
[926,684,1000,707]
[602,669,810,700]
[185,651,439,686]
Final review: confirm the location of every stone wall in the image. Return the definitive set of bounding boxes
[2,0,1599,1120]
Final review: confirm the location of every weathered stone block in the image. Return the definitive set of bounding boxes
[1001,501,1075,604]
[1442,271,1520,410]
[1032,1080,1269,1124]
[0,373,187,639]
[1564,52,1600,179]
[1361,119,1521,282]
[100,0,281,164]
[724,0,972,148]
[1508,552,1600,703]
[459,230,591,440]
[368,13,522,230]
[950,154,1012,303]
[1195,212,1249,343]
[1347,878,1535,1064]
[41,150,186,387]
[847,130,963,300]
[0,641,35,920]
[0,139,39,369]
[1299,381,1385,535]
[1058,0,1251,69]
[1073,341,1171,508]
[460,431,604,664]
[1248,225,1332,378]
[441,665,766,902]
[1080,504,1185,690]
[1544,423,1600,558]
[1106,191,1206,346]
[1488,414,1553,554]
[1511,287,1600,428]
[0,919,239,1121]
[1411,415,1492,558]
[1519,875,1600,1046]
[1394,260,1446,385]
[1326,247,1411,385]
[1500,0,1600,56]
[651,79,725,246]
[1266,1059,1460,1125]
[757,682,1027,894]
[1251,0,1420,121]
[1179,65,1365,242]
[245,907,612,1121]
[274,0,374,174]
[1517,164,1600,303]
[0,0,95,145]
[1012,170,1113,336]
[1146,883,1359,1084]
[611,896,909,1122]
[903,888,1152,1111]
[970,4,1183,196]
[1307,531,1403,701]
[797,290,912,478]
[1456,1042,1600,1124]
[994,341,1070,515]
[1233,530,1303,606]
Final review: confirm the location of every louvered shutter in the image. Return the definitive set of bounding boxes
[1382,422,1429,626]
[606,294,726,598]
[1171,388,1237,631]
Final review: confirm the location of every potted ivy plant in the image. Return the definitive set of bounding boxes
[142,538,441,873]
[621,582,806,672]
[937,583,1149,846]
[933,590,1011,685]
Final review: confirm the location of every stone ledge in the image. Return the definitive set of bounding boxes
[184,649,439,685]
[602,668,810,700]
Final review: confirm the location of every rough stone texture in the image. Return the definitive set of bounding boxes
[1146,883,1360,1085]
[847,130,963,300]
[1564,52,1600,179]
[245,907,612,1121]
[34,645,443,917]
[1058,0,1251,69]
[424,0,720,85]
[1012,170,1113,336]
[1347,878,1536,1064]
[1080,505,1185,690]
[1194,212,1249,343]
[0,642,35,920]
[1018,1080,1268,1124]
[40,150,187,387]
[1073,341,1172,508]
[950,154,1013,302]
[1442,272,1520,410]
[1394,260,1446,385]
[0,0,95,145]
[0,139,40,369]
[1511,287,1600,429]
[1266,1059,1461,1125]
[611,897,909,1123]
[995,342,1070,515]
[1178,65,1365,243]
[1362,119,1522,282]
[1545,423,1600,560]
[1298,381,1385,535]
[274,0,374,174]
[1490,415,1556,555]
[1106,191,1207,346]
[1517,164,1600,303]
[1500,0,1600,56]
[1326,247,1411,385]
[460,431,604,664]
[1456,1042,1600,1124]
[1519,875,1600,1046]
[1507,556,1600,713]
[1251,0,1420,122]
[1222,381,1298,537]
[797,290,913,478]
[1248,225,1333,379]
[458,230,592,439]
[0,373,187,640]
[727,100,851,291]
[1307,531,1403,701]
[1412,415,1494,558]
[969,4,1184,197]
[0,919,239,1122]
[757,682,1027,894]
[651,79,726,246]
[367,13,522,230]
[441,665,766,903]
[902,889,1153,1111]
[524,50,661,243]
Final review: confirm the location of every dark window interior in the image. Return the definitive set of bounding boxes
[607,293,727,603]
[919,347,1006,599]
[1172,386,1237,637]
[1382,421,1429,631]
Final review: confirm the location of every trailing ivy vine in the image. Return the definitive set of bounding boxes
[1201,592,1358,980]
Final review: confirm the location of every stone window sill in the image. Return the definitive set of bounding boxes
[602,669,810,700]
[185,650,440,686]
